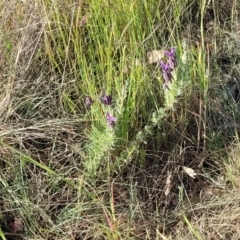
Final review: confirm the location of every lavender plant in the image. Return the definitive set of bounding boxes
[83,91,118,176]
[110,43,192,176]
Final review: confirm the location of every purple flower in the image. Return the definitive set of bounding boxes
[160,47,177,90]
[85,96,93,108]
[160,60,172,83]
[101,93,112,105]
[106,112,117,128]
[164,47,176,70]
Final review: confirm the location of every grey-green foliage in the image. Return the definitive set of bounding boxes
[84,40,192,179]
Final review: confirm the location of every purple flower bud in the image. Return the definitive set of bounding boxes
[160,60,172,82]
[106,112,117,128]
[85,96,93,108]
[101,93,112,105]
[164,47,176,70]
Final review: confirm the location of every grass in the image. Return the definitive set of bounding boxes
[0,0,240,239]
